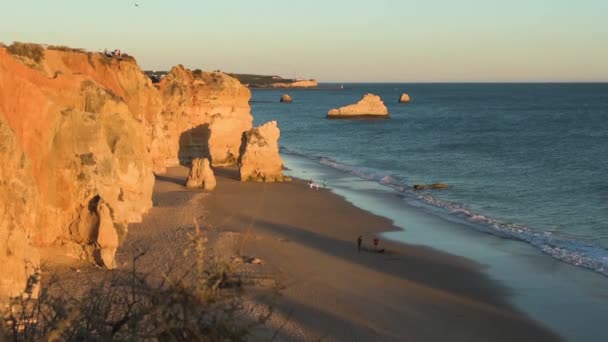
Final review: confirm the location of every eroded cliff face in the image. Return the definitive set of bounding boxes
[0,43,259,300]
[0,114,40,299]
[0,47,155,274]
[157,65,253,167]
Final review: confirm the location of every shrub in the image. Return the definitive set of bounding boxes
[1,219,268,341]
[47,45,86,53]
[6,42,44,63]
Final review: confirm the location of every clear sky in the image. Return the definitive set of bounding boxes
[1,0,607,82]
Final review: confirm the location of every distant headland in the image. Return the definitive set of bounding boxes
[145,70,318,89]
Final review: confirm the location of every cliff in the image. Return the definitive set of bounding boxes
[0,43,260,300]
[157,66,252,167]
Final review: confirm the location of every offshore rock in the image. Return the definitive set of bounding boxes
[238,121,284,182]
[413,183,449,190]
[399,93,411,103]
[327,93,389,118]
[280,94,293,103]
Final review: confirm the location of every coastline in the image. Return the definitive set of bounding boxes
[199,167,559,341]
[41,165,560,341]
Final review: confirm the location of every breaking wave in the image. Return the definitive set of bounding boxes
[281,147,608,277]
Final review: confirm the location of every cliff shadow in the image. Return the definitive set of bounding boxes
[178,124,211,166]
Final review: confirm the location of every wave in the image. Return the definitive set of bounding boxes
[280,147,608,277]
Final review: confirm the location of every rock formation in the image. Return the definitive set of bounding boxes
[186,158,216,191]
[0,45,155,280]
[399,93,411,103]
[0,43,259,299]
[280,94,293,103]
[238,121,284,182]
[157,66,253,168]
[413,183,449,190]
[0,114,41,299]
[327,94,389,118]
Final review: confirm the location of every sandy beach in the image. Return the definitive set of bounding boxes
[42,166,561,341]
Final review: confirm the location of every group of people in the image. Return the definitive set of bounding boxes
[357,235,380,252]
[307,179,326,190]
[103,48,123,57]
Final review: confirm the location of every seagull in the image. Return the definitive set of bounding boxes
[134,3,140,7]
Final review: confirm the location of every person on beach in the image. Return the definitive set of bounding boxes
[357,235,363,252]
[373,237,379,250]
[308,179,313,189]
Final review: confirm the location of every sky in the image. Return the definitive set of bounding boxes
[1,0,607,82]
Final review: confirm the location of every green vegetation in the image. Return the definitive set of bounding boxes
[6,42,44,63]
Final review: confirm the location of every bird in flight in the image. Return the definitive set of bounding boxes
[134,3,140,7]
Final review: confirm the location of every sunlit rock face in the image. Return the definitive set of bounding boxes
[157,65,253,168]
[327,93,389,118]
[0,45,154,293]
[238,121,284,182]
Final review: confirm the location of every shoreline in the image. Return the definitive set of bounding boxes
[199,167,559,341]
[41,166,560,341]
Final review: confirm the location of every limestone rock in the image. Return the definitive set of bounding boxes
[238,121,284,182]
[327,93,389,118]
[413,183,449,190]
[0,45,154,272]
[0,114,41,301]
[399,93,411,103]
[0,42,259,300]
[158,66,253,167]
[186,158,216,191]
[280,94,293,103]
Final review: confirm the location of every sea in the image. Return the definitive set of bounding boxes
[250,83,608,342]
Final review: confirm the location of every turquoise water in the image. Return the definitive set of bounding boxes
[250,84,608,341]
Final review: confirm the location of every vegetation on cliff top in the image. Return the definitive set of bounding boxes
[6,42,44,63]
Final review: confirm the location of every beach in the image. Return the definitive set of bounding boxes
[39,166,561,341]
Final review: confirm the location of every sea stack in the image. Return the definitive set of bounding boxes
[327,93,389,119]
[399,93,411,103]
[280,94,293,103]
[186,158,216,191]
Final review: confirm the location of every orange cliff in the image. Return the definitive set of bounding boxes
[0,43,258,300]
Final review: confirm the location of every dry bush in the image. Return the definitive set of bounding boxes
[6,42,44,63]
[1,219,270,341]
[47,45,86,53]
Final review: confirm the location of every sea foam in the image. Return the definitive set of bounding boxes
[282,147,608,277]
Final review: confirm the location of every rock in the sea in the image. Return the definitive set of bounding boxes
[399,93,411,103]
[327,93,389,118]
[238,121,284,182]
[413,183,449,190]
[280,94,293,103]
[186,158,216,191]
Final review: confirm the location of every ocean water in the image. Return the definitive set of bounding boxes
[250,84,608,341]
[251,83,608,276]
